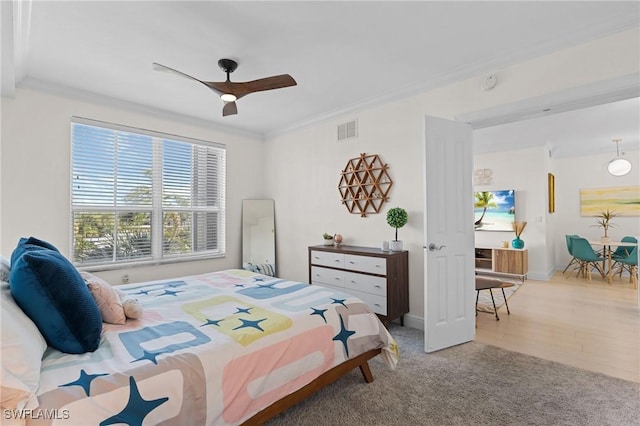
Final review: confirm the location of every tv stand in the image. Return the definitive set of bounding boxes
[475,246,528,282]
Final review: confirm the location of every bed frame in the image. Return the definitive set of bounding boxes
[242,348,382,425]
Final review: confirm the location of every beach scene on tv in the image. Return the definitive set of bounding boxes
[474,190,516,231]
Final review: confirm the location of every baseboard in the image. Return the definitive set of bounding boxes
[527,270,555,281]
[399,314,424,330]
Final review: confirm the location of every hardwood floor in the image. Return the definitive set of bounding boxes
[474,271,639,383]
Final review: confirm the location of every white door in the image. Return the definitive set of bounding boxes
[423,116,475,353]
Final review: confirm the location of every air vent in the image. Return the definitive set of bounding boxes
[337,119,358,141]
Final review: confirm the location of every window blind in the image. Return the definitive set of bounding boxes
[71,118,226,266]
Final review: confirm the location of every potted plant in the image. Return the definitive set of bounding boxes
[386,207,408,251]
[593,209,619,243]
[322,232,334,246]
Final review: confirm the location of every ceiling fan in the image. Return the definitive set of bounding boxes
[152,58,297,117]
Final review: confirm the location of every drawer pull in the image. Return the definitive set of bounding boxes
[349,261,355,264]
[374,303,382,307]
[375,265,381,268]
[374,285,381,288]
[334,277,340,280]
[334,259,340,262]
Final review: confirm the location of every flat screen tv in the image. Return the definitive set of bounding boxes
[474,190,515,232]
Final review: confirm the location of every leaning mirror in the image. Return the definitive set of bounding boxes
[242,199,276,276]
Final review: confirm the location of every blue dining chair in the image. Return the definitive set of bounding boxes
[612,244,638,289]
[570,237,604,281]
[562,234,580,275]
[611,236,638,260]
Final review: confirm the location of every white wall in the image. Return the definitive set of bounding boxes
[474,145,640,279]
[264,28,640,325]
[474,146,552,280]
[552,149,640,270]
[1,87,264,284]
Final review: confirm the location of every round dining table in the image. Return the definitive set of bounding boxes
[587,240,638,284]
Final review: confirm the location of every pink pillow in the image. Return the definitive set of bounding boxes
[80,271,126,325]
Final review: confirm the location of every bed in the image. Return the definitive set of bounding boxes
[2,266,398,425]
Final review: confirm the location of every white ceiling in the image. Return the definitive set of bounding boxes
[474,96,640,158]
[2,1,640,149]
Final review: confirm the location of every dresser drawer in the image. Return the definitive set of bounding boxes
[310,250,344,268]
[310,266,344,287]
[348,289,387,316]
[344,271,387,297]
[344,254,386,275]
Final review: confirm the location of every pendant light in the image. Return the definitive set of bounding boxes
[607,139,631,176]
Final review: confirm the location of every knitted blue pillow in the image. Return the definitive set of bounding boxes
[11,236,60,260]
[9,238,102,354]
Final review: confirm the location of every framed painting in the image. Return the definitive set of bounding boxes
[548,173,555,213]
[579,185,640,216]
[474,189,516,231]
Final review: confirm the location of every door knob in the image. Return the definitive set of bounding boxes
[428,243,446,251]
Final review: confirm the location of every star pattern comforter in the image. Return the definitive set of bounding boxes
[28,269,398,425]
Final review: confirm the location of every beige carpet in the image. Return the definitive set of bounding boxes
[266,324,640,425]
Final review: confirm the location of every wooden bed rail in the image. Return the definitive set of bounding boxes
[242,348,382,425]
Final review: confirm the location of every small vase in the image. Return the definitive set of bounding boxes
[600,236,611,244]
[511,237,524,249]
[389,240,403,251]
[323,239,333,246]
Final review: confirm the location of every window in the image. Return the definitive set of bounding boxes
[71,118,225,267]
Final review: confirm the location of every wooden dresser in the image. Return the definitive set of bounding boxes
[308,245,409,326]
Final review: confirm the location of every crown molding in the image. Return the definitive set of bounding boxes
[1,0,32,98]
[17,77,263,140]
[457,73,640,130]
[266,25,640,140]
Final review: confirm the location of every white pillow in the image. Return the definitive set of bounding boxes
[1,281,47,410]
[0,256,10,282]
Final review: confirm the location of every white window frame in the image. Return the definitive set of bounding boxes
[70,117,226,270]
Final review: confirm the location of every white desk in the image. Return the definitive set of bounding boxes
[587,240,637,284]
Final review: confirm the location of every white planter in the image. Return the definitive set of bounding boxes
[323,239,334,246]
[600,236,612,244]
[389,240,403,251]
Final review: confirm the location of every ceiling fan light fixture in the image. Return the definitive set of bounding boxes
[220,93,237,103]
[607,139,632,177]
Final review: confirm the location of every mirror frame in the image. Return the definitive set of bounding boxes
[241,199,276,276]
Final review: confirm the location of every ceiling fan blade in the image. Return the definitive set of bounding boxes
[153,62,224,94]
[153,62,200,82]
[155,58,296,117]
[206,74,297,98]
[222,101,238,116]
[245,74,297,92]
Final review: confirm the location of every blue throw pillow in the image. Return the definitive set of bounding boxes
[9,239,102,354]
[10,236,60,266]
